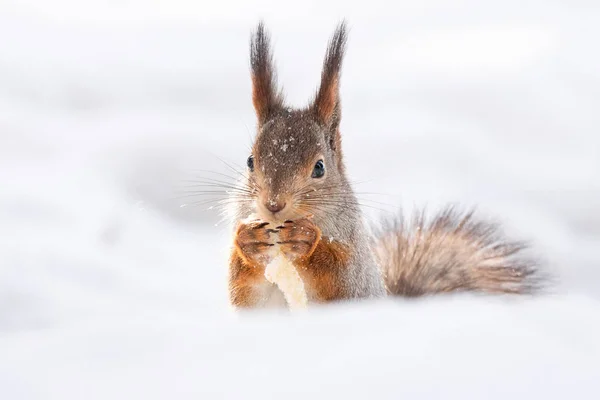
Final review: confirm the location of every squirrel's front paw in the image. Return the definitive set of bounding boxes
[277,218,322,259]
[235,220,277,266]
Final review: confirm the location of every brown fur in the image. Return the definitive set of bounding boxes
[297,240,352,302]
[229,216,354,307]
[374,207,540,296]
[228,251,268,308]
[234,220,274,266]
[278,218,353,302]
[313,22,346,130]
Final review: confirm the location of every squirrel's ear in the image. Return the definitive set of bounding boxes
[312,21,347,132]
[250,22,283,124]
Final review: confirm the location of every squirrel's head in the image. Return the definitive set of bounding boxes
[244,22,352,224]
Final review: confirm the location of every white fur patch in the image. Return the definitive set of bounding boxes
[264,246,308,311]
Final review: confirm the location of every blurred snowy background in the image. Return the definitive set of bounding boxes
[1,0,600,398]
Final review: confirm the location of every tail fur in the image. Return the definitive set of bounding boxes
[373,207,541,297]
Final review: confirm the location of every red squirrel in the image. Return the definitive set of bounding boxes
[227,22,539,309]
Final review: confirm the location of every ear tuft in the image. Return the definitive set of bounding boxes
[313,21,347,129]
[250,22,284,124]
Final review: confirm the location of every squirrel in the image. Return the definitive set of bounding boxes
[227,22,540,309]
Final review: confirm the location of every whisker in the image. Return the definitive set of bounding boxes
[176,186,254,196]
[173,195,254,204]
[175,190,250,195]
[184,169,244,183]
[296,188,397,206]
[179,177,245,187]
[302,195,395,208]
[295,203,381,226]
[300,199,394,214]
[181,197,255,208]
[216,156,250,182]
[180,179,252,188]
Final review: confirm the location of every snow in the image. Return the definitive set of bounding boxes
[1,0,600,398]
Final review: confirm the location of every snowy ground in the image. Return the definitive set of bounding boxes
[1,1,600,398]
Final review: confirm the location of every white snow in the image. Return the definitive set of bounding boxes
[1,1,600,399]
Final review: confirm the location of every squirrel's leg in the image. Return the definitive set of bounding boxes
[229,219,283,309]
[229,251,289,308]
[297,240,352,302]
[228,251,269,308]
[278,219,351,302]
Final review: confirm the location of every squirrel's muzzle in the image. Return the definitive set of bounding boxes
[265,200,286,214]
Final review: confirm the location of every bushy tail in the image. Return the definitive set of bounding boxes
[373,207,541,297]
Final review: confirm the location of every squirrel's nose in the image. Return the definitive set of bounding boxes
[266,200,286,213]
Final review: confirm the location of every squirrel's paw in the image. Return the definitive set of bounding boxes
[277,218,322,259]
[235,220,278,266]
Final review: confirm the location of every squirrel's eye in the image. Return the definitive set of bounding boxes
[312,160,325,178]
[247,155,254,172]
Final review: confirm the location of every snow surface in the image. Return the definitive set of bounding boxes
[1,1,600,398]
